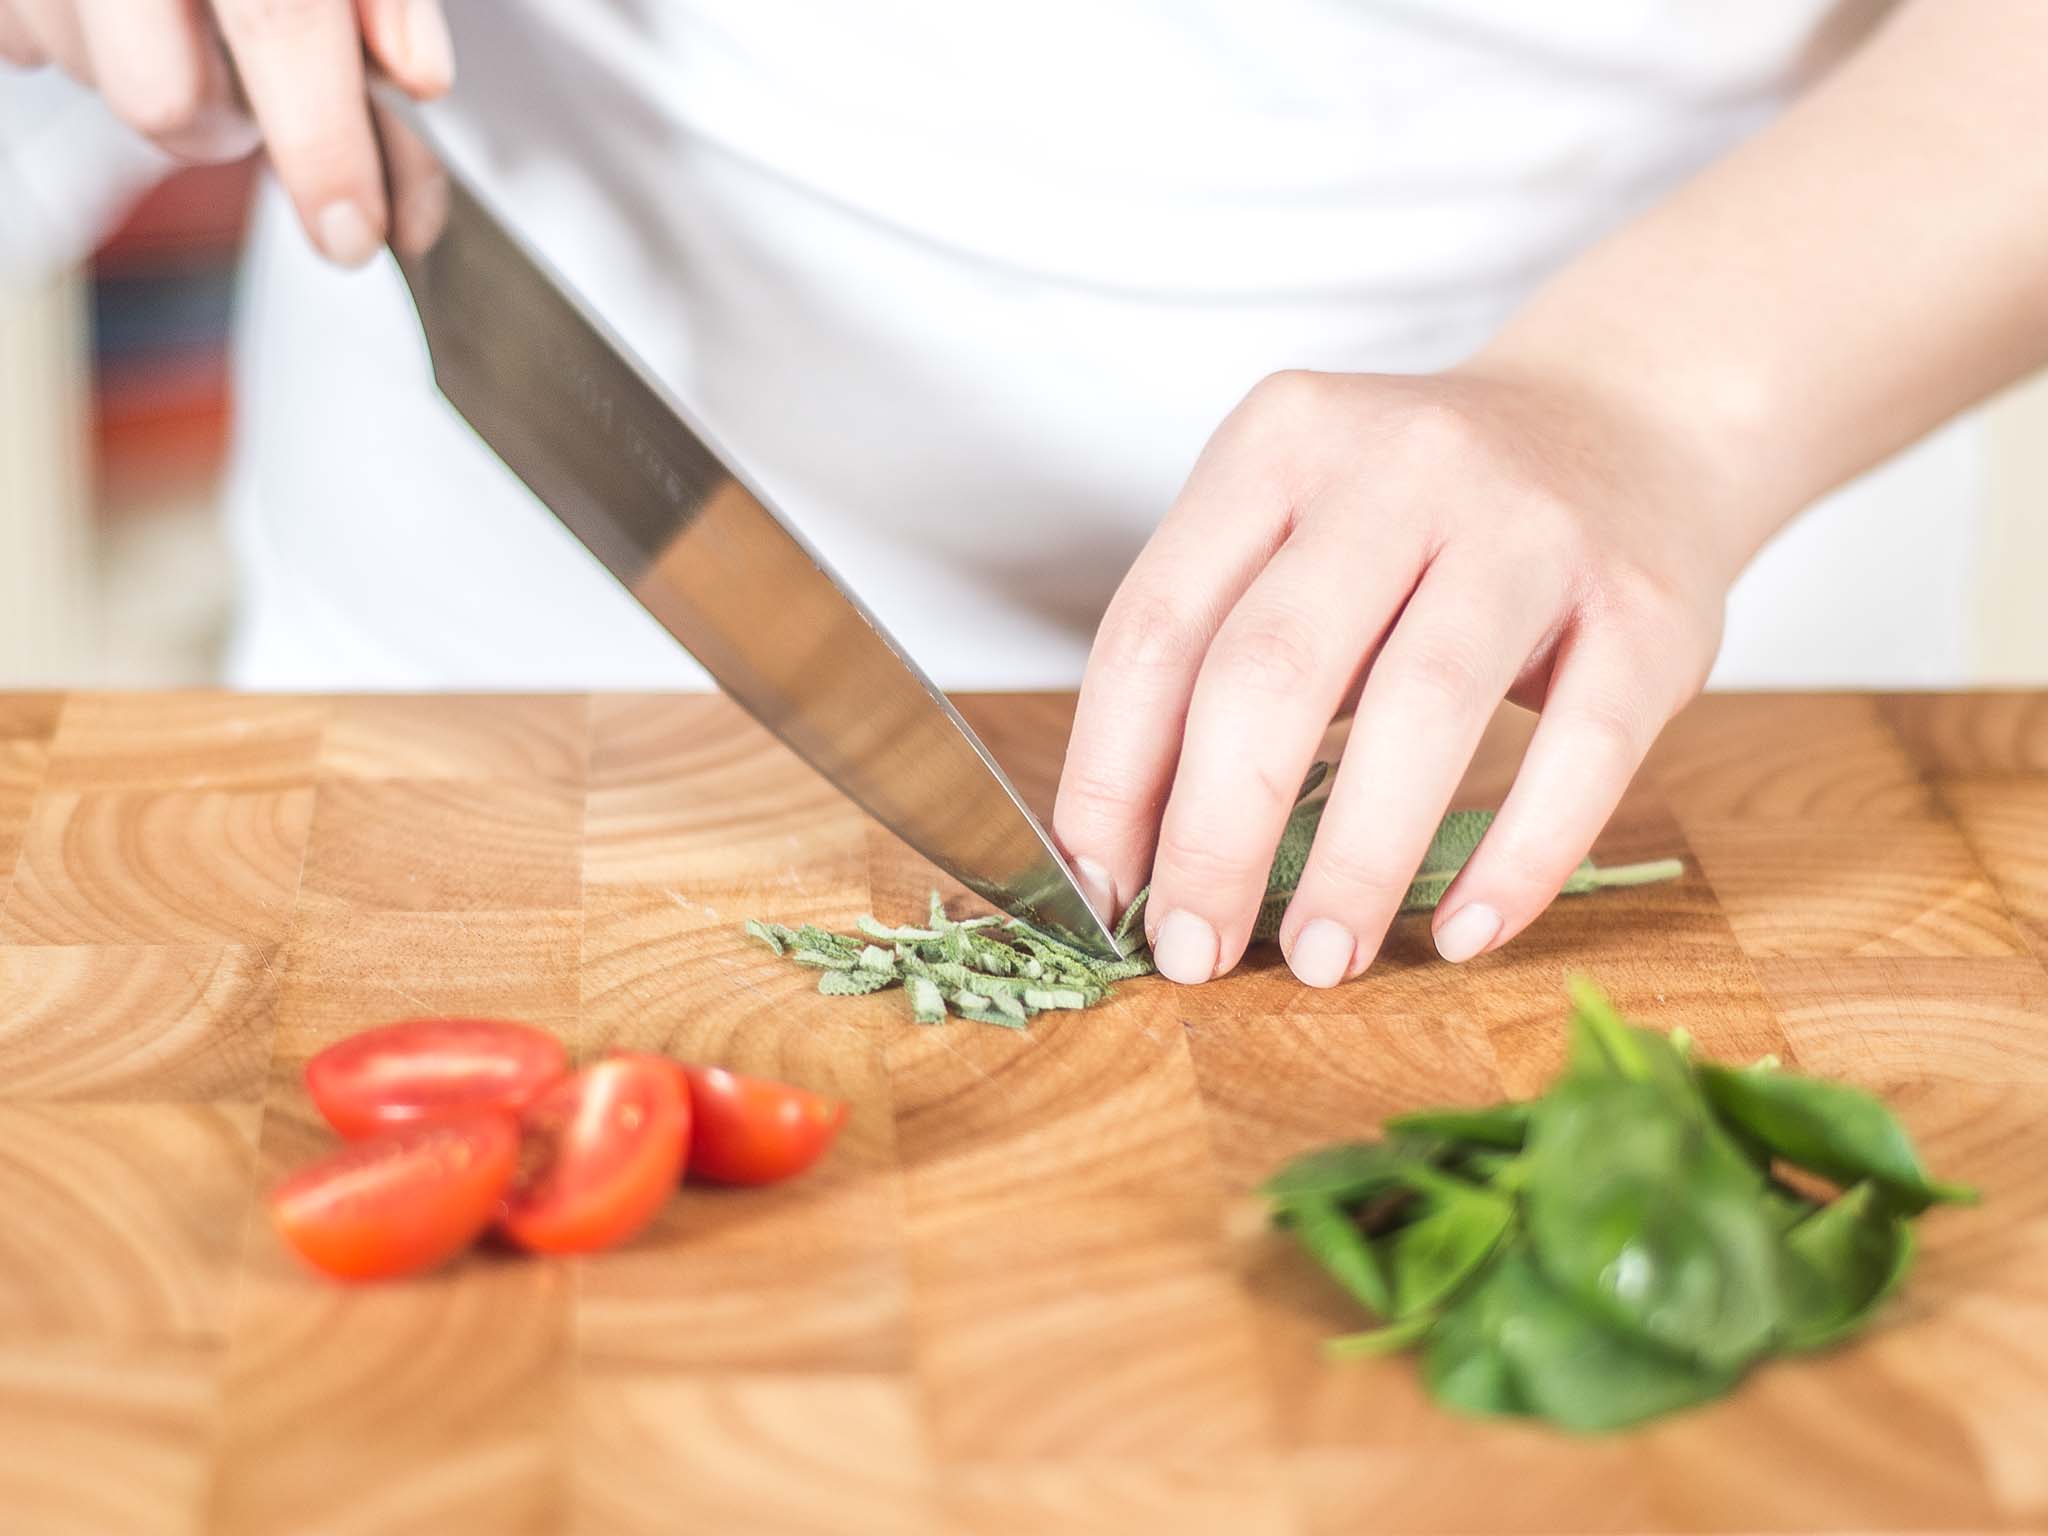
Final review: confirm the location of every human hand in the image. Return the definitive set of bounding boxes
[0,0,453,266]
[1054,365,1742,987]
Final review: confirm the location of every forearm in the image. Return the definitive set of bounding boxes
[1470,0,2048,573]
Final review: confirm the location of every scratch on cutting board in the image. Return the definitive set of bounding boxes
[661,888,722,923]
[383,984,442,1017]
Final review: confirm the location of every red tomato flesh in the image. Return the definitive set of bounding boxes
[500,1055,690,1254]
[679,1065,848,1186]
[271,1112,518,1281]
[307,1017,568,1139]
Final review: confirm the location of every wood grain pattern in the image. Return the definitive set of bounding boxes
[0,1340,217,1536]
[0,785,314,945]
[573,1373,941,1536]
[0,739,48,896]
[1940,780,2048,965]
[0,690,2043,1535]
[0,1103,259,1342]
[0,945,277,1102]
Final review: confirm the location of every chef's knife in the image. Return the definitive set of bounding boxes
[373,101,1122,957]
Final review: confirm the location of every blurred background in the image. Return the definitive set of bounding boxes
[3,154,2044,693]
[2,159,251,687]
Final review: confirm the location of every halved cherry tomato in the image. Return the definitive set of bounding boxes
[271,1112,518,1282]
[500,1054,690,1254]
[678,1065,848,1186]
[306,1018,568,1139]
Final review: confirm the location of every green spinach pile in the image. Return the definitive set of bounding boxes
[1264,980,1977,1432]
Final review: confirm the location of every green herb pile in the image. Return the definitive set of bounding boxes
[745,891,1154,1029]
[1264,980,1977,1432]
[747,764,1684,1026]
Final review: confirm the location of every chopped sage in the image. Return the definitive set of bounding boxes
[1265,980,1977,1433]
[747,762,1682,1027]
[744,895,1127,1027]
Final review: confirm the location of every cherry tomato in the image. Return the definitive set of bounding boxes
[271,1112,518,1282]
[306,1017,568,1139]
[678,1065,848,1186]
[500,1055,690,1254]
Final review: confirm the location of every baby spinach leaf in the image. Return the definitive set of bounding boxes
[1448,1147,1524,1186]
[1777,1181,1915,1352]
[1760,1182,1823,1234]
[1488,1248,1741,1434]
[1288,1194,1393,1318]
[1269,981,1974,1433]
[1421,1252,1534,1420]
[1262,1140,1435,1209]
[1382,1182,1514,1319]
[1563,978,1702,1114]
[1523,1079,1781,1371]
[1326,1312,1438,1358]
[1697,1064,1979,1214]
[1385,1102,1530,1151]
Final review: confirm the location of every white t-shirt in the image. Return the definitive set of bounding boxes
[32,1,1986,691]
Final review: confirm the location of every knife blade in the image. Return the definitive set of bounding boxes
[374,103,1121,957]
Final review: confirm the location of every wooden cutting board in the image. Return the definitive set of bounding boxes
[1,690,2044,1536]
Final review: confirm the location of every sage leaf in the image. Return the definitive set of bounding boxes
[1697,1064,1979,1214]
[789,948,853,970]
[1252,762,1338,940]
[1022,986,1091,1011]
[1112,888,1150,949]
[819,968,892,997]
[752,770,1683,1027]
[1401,810,1496,912]
[1091,957,1157,983]
[905,974,947,1025]
[953,1000,1031,1029]
[1561,856,1688,893]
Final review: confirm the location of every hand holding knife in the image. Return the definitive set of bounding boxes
[371,98,1123,957]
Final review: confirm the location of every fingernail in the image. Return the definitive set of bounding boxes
[1151,909,1219,985]
[180,107,263,162]
[1288,918,1355,989]
[1072,856,1118,922]
[1435,903,1502,964]
[315,201,379,266]
[409,0,455,87]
